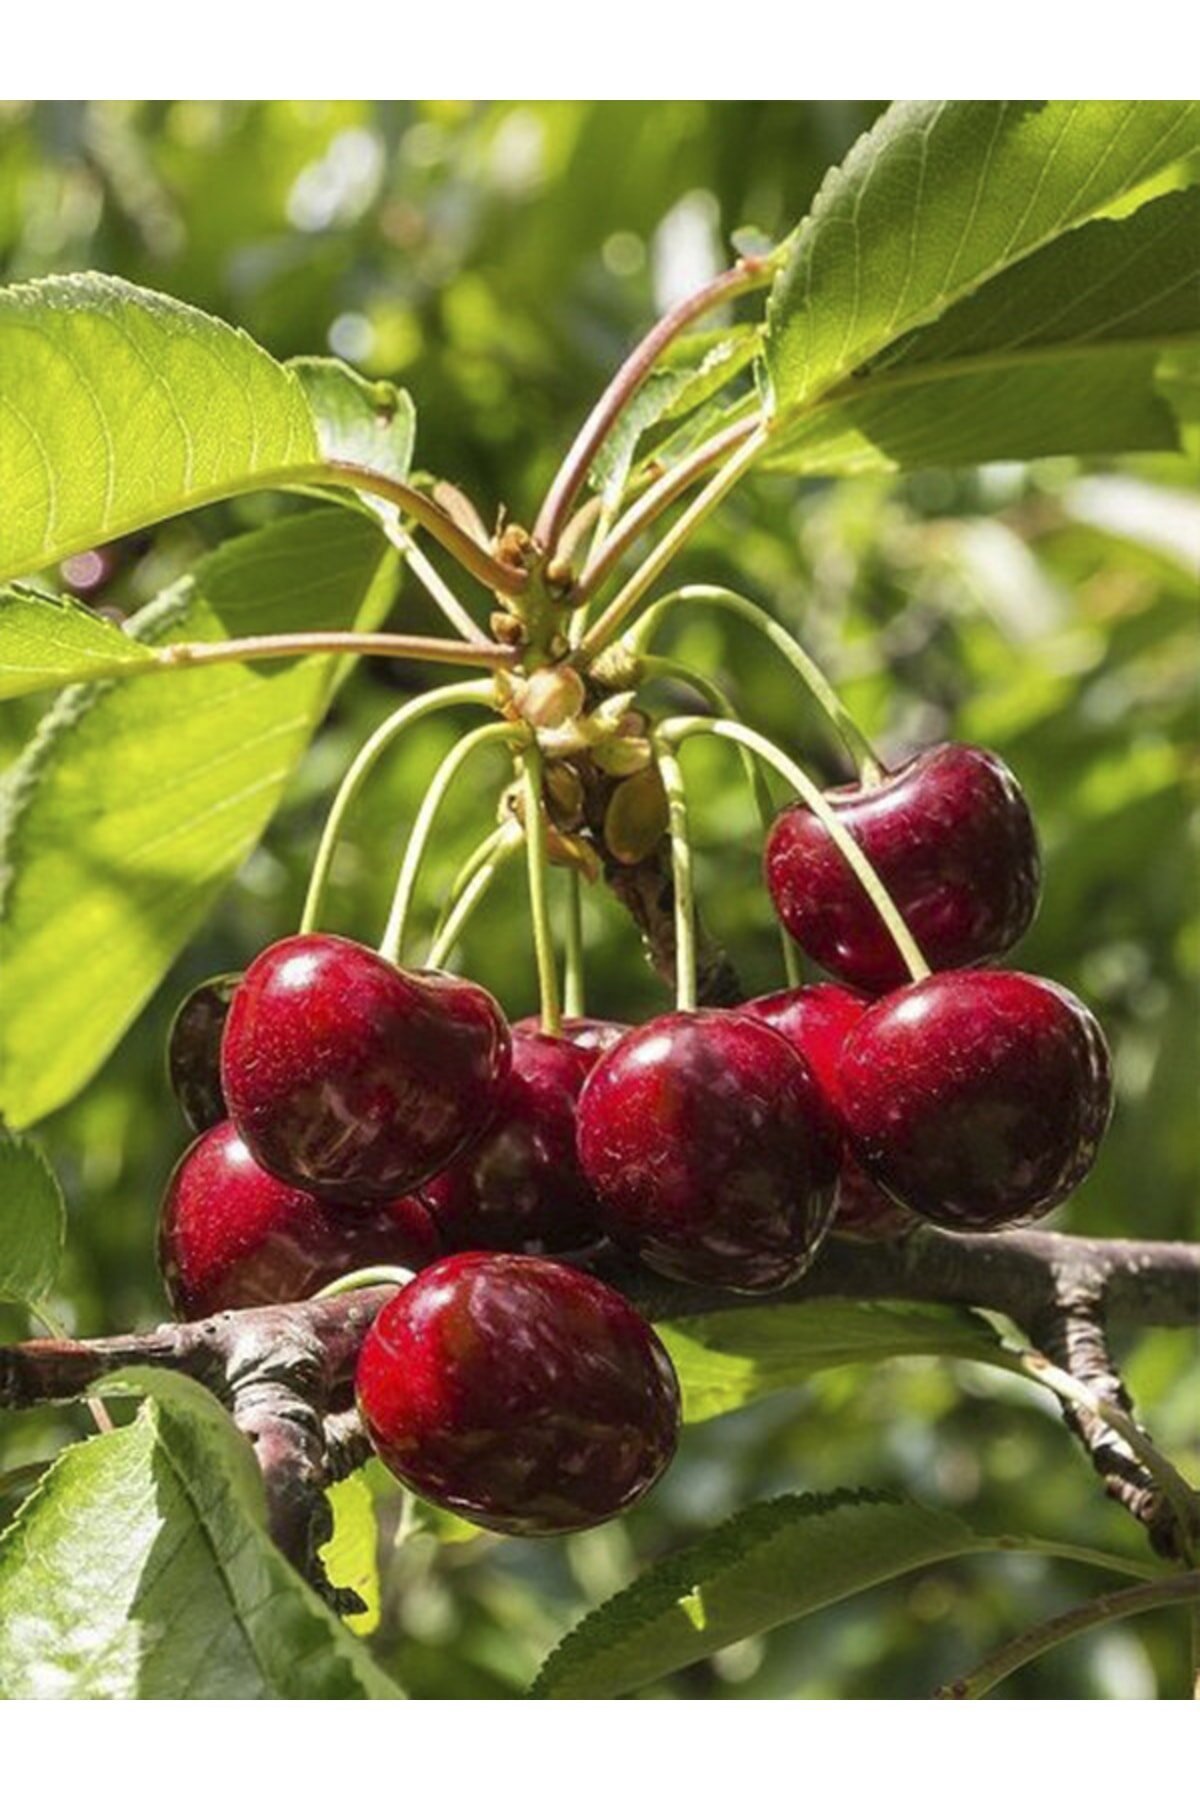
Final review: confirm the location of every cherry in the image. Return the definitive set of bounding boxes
[764,743,1040,993]
[422,1031,600,1253]
[514,1014,629,1054]
[741,985,913,1239]
[839,970,1113,1231]
[221,934,511,1204]
[355,1253,680,1535]
[576,1010,840,1292]
[158,1122,440,1319]
[167,971,241,1134]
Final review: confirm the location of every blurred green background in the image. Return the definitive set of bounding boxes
[0,100,1196,1699]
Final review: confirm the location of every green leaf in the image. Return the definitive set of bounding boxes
[764,189,1200,473]
[0,1124,66,1306]
[0,1370,401,1698]
[767,101,1200,415]
[0,506,396,1126]
[319,1473,382,1637]
[0,585,155,699]
[660,1300,1003,1423]
[0,273,320,582]
[532,1488,982,1698]
[290,357,416,487]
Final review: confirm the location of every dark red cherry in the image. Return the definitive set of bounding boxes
[167,972,241,1133]
[742,985,913,1240]
[422,1032,600,1253]
[839,970,1113,1231]
[764,743,1040,993]
[576,1010,840,1292]
[514,1014,629,1055]
[221,934,511,1204]
[355,1253,680,1535]
[158,1121,440,1319]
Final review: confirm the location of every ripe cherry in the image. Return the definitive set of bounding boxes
[356,1253,681,1535]
[576,1010,840,1292]
[764,743,1040,993]
[741,985,913,1239]
[220,934,511,1204]
[839,970,1113,1230]
[422,1031,601,1252]
[514,1014,628,1054]
[167,971,240,1133]
[158,1121,440,1319]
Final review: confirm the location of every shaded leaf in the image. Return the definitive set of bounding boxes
[0,1124,66,1305]
[0,1370,400,1698]
[0,507,396,1126]
[532,1487,980,1697]
[660,1299,1003,1423]
[291,356,416,489]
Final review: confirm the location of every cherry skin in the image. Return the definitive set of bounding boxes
[167,971,241,1134]
[764,743,1041,993]
[839,970,1113,1231]
[741,985,913,1240]
[422,1031,601,1253]
[355,1253,681,1535]
[220,934,511,1204]
[514,1014,628,1055]
[158,1121,441,1319]
[576,1010,840,1293]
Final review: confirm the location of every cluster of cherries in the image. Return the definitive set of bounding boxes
[158,741,1113,1537]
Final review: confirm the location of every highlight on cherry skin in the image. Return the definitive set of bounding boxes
[220,932,511,1205]
[740,984,913,1240]
[421,1029,601,1254]
[576,1009,841,1293]
[838,969,1114,1232]
[355,1253,682,1535]
[765,742,1041,993]
[158,1121,441,1319]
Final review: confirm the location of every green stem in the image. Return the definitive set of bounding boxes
[520,746,562,1036]
[579,426,768,662]
[659,715,931,983]
[309,461,527,596]
[563,869,586,1016]
[628,585,883,783]
[311,1266,414,1301]
[990,1344,1200,1558]
[386,522,491,644]
[300,681,495,936]
[651,735,698,1011]
[427,826,523,968]
[379,721,523,966]
[934,1570,1200,1699]
[640,654,800,987]
[431,824,514,944]
[156,629,515,676]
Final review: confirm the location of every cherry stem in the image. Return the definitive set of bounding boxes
[992,1343,1200,1558]
[303,462,527,596]
[651,735,698,1011]
[563,869,586,1016]
[934,1570,1200,1700]
[534,260,773,555]
[311,1266,414,1301]
[659,715,932,983]
[155,630,517,676]
[578,426,769,662]
[386,522,490,644]
[628,585,884,784]
[379,721,525,966]
[299,681,496,936]
[570,416,760,612]
[426,825,523,968]
[518,745,563,1035]
[639,654,801,988]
